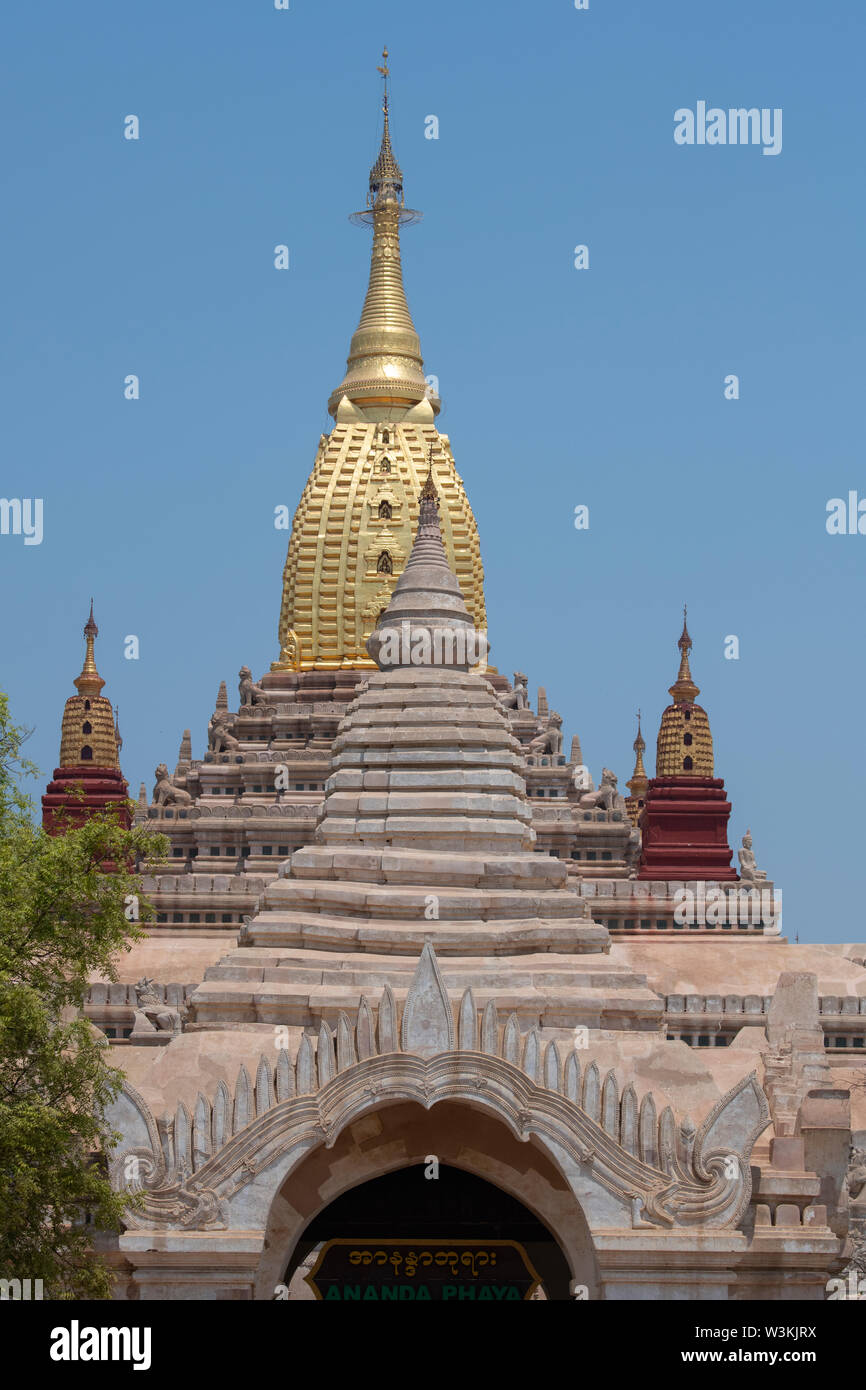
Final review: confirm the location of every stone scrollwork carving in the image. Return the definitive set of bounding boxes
[846,1147,866,1274]
[108,944,770,1237]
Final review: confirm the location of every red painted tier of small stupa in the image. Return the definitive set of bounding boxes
[42,764,130,832]
[637,611,737,881]
[637,775,736,880]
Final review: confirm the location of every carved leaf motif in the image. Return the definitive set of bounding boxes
[317,1021,335,1087]
[296,1034,316,1095]
[233,1065,251,1134]
[659,1106,677,1174]
[275,1047,294,1103]
[337,1012,357,1072]
[502,1014,521,1066]
[378,984,397,1055]
[193,1093,211,1170]
[639,1093,658,1169]
[174,1102,192,1175]
[602,1070,619,1137]
[400,942,454,1058]
[212,1080,230,1151]
[481,1001,499,1055]
[543,1041,561,1093]
[522,1028,542,1084]
[583,1061,601,1124]
[356,997,376,1059]
[255,1056,272,1116]
[621,1084,638,1156]
[564,1051,581,1104]
[458,988,477,1050]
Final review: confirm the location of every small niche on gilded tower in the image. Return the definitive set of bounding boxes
[377,551,393,574]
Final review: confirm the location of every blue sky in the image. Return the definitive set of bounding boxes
[1,1,863,941]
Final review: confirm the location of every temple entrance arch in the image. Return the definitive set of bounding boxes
[284,1165,572,1300]
[256,1099,599,1301]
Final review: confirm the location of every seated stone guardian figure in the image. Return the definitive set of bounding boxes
[579,767,625,814]
[131,977,184,1035]
[208,708,240,753]
[152,763,192,807]
[499,672,530,711]
[238,665,267,707]
[528,711,563,757]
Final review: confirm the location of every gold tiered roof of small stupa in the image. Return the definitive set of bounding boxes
[274,54,486,672]
[654,609,714,778]
[58,603,121,769]
[625,711,649,824]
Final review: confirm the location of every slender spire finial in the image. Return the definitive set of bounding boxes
[633,709,646,755]
[420,442,438,503]
[74,599,105,696]
[669,605,699,704]
[626,708,649,817]
[329,51,436,416]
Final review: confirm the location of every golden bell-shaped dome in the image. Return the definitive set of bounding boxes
[58,603,121,769]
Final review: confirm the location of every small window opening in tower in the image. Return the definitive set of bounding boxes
[84,700,91,711]
[81,745,93,761]
[377,551,393,574]
[380,457,391,473]
[684,709,691,721]
[378,499,392,519]
[382,430,390,445]
[683,732,692,746]
[683,756,693,771]
[82,721,92,735]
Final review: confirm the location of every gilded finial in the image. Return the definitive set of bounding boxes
[669,605,699,704]
[633,709,646,757]
[625,709,649,820]
[74,599,105,697]
[330,50,433,416]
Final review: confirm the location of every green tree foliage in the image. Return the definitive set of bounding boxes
[0,693,166,1298]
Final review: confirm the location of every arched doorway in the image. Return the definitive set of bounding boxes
[284,1164,572,1300]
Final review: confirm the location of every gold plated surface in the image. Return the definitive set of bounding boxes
[654,612,714,777]
[59,605,120,768]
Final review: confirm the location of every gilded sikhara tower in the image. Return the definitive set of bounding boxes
[273,53,486,672]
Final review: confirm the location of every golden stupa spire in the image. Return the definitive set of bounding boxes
[73,599,106,698]
[625,709,649,825]
[328,49,436,417]
[627,711,648,787]
[668,604,700,704]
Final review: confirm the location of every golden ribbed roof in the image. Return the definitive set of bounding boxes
[59,604,120,768]
[654,610,714,778]
[275,423,486,670]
